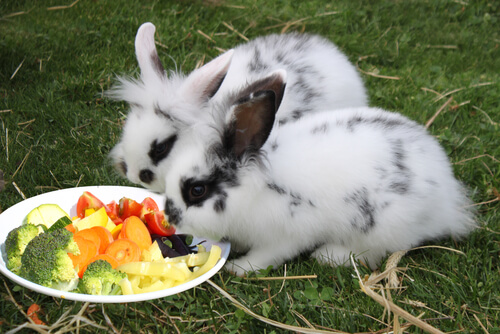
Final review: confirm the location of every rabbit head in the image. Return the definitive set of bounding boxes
[109,22,234,192]
[163,70,287,244]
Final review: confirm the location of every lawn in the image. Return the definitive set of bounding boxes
[0,0,498,333]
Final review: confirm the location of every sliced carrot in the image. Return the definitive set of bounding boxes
[69,235,98,278]
[122,216,152,251]
[74,228,101,253]
[80,254,120,275]
[117,229,126,239]
[89,253,119,268]
[65,223,76,233]
[27,303,46,325]
[90,226,114,254]
[104,238,141,266]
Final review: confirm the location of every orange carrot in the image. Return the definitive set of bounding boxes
[69,235,99,278]
[80,254,120,275]
[65,223,76,233]
[121,216,152,251]
[27,303,45,325]
[117,229,126,239]
[104,238,141,266]
[74,228,101,253]
[90,226,114,254]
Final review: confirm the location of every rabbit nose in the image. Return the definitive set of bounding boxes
[139,169,155,183]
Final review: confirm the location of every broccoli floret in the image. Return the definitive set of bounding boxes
[20,228,80,291]
[5,224,40,274]
[78,259,127,295]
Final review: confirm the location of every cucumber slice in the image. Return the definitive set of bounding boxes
[25,204,70,230]
[47,216,73,232]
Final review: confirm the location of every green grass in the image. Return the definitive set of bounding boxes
[0,0,499,332]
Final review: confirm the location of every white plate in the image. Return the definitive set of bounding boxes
[0,185,230,303]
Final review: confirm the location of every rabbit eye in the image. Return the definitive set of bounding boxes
[190,185,208,200]
[182,179,213,207]
[155,143,166,154]
[149,134,178,165]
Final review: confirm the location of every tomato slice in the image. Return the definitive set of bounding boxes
[76,191,105,218]
[105,200,123,225]
[144,211,176,236]
[118,197,144,220]
[141,197,160,211]
[140,197,160,220]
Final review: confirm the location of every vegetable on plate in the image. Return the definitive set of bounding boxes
[3,192,222,296]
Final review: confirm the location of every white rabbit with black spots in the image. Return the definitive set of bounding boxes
[161,70,476,276]
[109,22,367,193]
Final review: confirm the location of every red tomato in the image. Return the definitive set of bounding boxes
[144,211,176,236]
[140,197,160,220]
[141,197,160,211]
[76,191,105,218]
[119,197,144,220]
[105,200,123,225]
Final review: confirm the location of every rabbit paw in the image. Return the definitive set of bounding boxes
[224,250,278,277]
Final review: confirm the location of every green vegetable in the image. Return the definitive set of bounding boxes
[78,260,127,295]
[25,204,70,230]
[47,216,73,232]
[20,228,80,291]
[5,224,40,275]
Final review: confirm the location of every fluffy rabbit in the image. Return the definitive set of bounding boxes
[109,22,367,193]
[162,70,476,276]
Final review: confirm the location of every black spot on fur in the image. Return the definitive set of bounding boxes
[426,179,438,187]
[392,139,406,171]
[248,48,268,73]
[275,52,286,63]
[267,183,315,217]
[164,198,182,226]
[311,122,330,134]
[118,161,127,175]
[389,181,409,194]
[388,139,411,194]
[290,192,303,207]
[345,114,408,132]
[344,187,376,233]
[291,109,305,120]
[270,140,279,152]
[154,106,174,121]
[214,192,228,212]
[148,134,178,166]
[290,78,319,103]
[267,183,286,195]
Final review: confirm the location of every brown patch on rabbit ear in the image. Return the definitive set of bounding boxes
[230,90,278,158]
[150,51,166,78]
[223,70,287,158]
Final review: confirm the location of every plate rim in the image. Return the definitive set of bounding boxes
[0,185,230,303]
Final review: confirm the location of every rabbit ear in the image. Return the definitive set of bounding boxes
[227,70,287,157]
[181,49,235,103]
[135,22,165,84]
